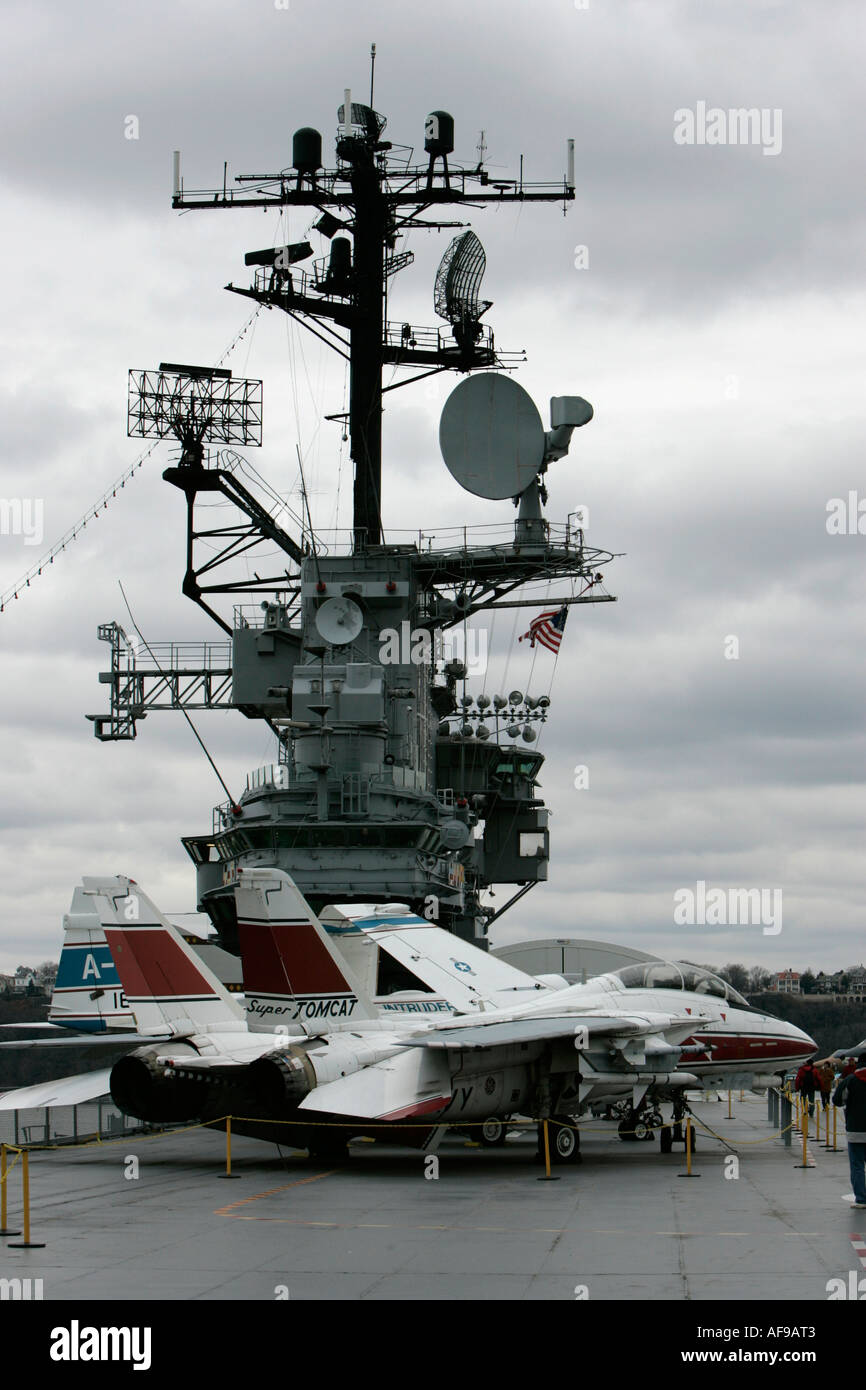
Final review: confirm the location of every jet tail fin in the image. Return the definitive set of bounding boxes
[234,868,378,1028]
[84,877,246,1036]
[48,886,137,1033]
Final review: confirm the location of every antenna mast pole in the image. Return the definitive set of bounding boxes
[341,116,386,549]
[170,97,575,554]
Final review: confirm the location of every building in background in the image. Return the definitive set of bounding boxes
[770,969,801,995]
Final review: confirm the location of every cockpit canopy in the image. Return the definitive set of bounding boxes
[610,960,751,1009]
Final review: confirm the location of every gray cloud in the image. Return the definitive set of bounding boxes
[0,0,863,984]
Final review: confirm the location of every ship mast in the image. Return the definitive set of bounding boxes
[91,86,615,950]
[169,93,573,549]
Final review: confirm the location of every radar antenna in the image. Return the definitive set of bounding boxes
[434,230,492,358]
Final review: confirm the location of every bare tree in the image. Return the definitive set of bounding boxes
[717,962,750,994]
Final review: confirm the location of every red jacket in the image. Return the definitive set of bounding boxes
[795,1064,817,1093]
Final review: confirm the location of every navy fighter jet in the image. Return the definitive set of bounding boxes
[0,870,815,1163]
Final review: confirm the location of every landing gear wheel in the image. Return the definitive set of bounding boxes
[660,1126,673,1154]
[618,1117,637,1142]
[633,1118,653,1142]
[549,1118,581,1164]
[479,1117,508,1147]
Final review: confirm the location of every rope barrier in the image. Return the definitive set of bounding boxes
[10,1108,813,1148]
[5,1094,846,1242]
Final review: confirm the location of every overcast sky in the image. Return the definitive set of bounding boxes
[0,0,863,979]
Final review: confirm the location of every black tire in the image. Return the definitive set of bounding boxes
[633,1118,654,1142]
[618,1116,638,1142]
[660,1126,673,1154]
[549,1118,581,1164]
[479,1117,508,1147]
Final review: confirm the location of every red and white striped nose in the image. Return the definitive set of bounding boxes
[783,1017,817,1061]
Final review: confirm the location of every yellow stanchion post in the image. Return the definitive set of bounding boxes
[677,1117,700,1178]
[536,1119,560,1182]
[218,1116,241,1180]
[727,1090,733,1119]
[814,1104,820,1142]
[739,1089,744,1102]
[0,1144,21,1237]
[830,1104,839,1153]
[795,1108,814,1170]
[8,1150,45,1248]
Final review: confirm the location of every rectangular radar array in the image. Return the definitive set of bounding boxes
[127,364,263,446]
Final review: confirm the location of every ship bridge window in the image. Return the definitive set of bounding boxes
[492,760,539,778]
[216,831,253,859]
[519,832,546,858]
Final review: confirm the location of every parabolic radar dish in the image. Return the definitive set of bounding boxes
[314,596,364,646]
[439,372,545,500]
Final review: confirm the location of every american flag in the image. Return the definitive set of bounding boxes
[518,605,568,653]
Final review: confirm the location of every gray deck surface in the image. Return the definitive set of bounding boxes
[2,1096,863,1301]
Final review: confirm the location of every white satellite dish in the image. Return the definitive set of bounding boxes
[439,373,545,500]
[314,596,363,646]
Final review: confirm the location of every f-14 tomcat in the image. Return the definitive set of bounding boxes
[0,870,815,1163]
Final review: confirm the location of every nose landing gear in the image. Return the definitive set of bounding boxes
[660,1100,697,1154]
[617,1106,663,1142]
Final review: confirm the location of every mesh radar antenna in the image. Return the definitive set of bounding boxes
[128,364,263,459]
[127,362,303,634]
[433,230,492,357]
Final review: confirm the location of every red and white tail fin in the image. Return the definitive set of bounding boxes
[84,877,246,1036]
[234,868,377,1029]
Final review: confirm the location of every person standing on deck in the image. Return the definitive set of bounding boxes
[815,1060,835,1110]
[833,1058,866,1210]
[795,1059,818,1119]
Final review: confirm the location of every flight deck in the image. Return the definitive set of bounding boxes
[2,1095,863,1303]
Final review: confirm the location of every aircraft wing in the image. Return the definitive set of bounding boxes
[0,1023,65,1032]
[402,1011,705,1050]
[0,1033,169,1048]
[298,1047,452,1122]
[0,1069,113,1110]
[357,914,551,1012]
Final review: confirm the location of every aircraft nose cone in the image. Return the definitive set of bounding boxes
[789,1020,816,1057]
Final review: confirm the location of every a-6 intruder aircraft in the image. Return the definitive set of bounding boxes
[0,870,815,1163]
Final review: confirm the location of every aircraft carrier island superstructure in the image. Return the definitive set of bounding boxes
[88,87,616,950]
